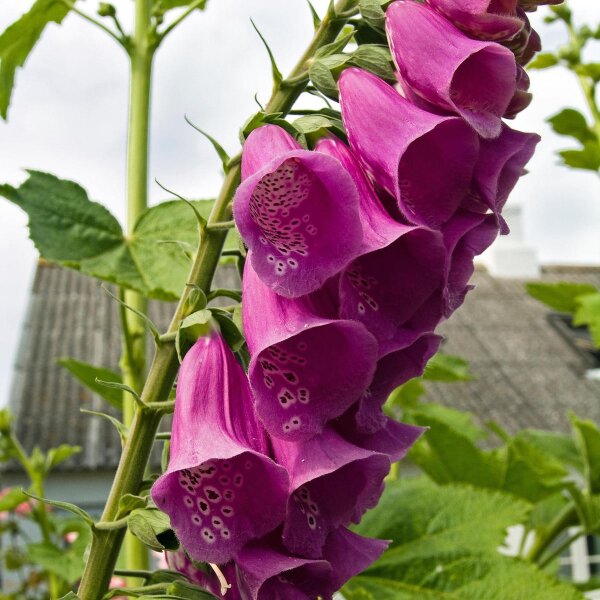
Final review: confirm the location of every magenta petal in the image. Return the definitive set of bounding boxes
[443,210,499,315]
[236,537,332,600]
[151,333,289,564]
[339,68,479,227]
[271,427,389,558]
[386,1,517,138]
[241,124,301,179]
[426,0,522,41]
[473,124,540,216]
[243,258,378,442]
[320,527,389,595]
[233,125,363,298]
[505,65,532,118]
[341,415,427,463]
[356,334,442,433]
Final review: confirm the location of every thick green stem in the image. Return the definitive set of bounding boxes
[76,3,356,597]
[121,0,154,575]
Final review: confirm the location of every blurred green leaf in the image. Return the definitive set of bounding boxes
[45,443,81,470]
[0,0,72,120]
[525,281,597,313]
[27,541,85,584]
[0,488,28,512]
[548,108,595,144]
[424,353,473,382]
[573,292,600,347]
[518,429,583,471]
[559,142,600,171]
[58,358,124,410]
[528,53,559,69]
[571,414,600,493]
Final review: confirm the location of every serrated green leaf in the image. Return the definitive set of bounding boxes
[571,414,600,493]
[348,479,581,600]
[528,53,559,69]
[0,488,28,512]
[358,0,387,30]
[0,0,72,120]
[559,142,600,172]
[0,171,228,300]
[128,508,179,551]
[27,541,85,584]
[573,292,600,347]
[547,108,595,144]
[518,429,583,471]
[525,281,598,313]
[58,358,124,410]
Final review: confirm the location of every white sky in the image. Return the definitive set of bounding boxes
[0,0,599,404]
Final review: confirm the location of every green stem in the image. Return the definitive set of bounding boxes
[61,0,127,48]
[76,3,356,597]
[538,529,584,569]
[525,502,578,563]
[121,0,154,576]
[158,0,205,41]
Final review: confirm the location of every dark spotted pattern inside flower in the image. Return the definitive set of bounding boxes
[345,261,380,316]
[176,454,258,546]
[249,158,321,277]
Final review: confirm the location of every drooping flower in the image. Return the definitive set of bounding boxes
[426,0,523,41]
[271,428,389,558]
[470,124,540,223]
[386,0,517,138]
[314,137,448,346]
[505,66,532,118]
[233,124,363,298]
[235,527,388,600]
[339,68,480,228]
[151,332,289,565]
[242,258,378,442]
[354,334,442,433]
[443,210,499,316]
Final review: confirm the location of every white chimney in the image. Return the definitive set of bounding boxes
[481,202,540,279]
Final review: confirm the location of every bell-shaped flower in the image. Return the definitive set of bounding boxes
[315,136,448,346]
[339,68,479,228]
[426,0,523,41]
[151,332,289,565]
[236,527,388,600]
[242,258,378,442]
[386,0,517,138]
[354,334,442,433]
[443,210,499,316]
[233,124,363,298]
[271,427,389,558]
[471,125,540,222]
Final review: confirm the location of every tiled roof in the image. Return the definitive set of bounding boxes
[6,263,600,473]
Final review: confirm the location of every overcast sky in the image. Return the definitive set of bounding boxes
[0,0,599,404]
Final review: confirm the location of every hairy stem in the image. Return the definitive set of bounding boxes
[76,2,356,597]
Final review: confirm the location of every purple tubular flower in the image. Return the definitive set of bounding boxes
[233,125,363,298]
[443,210,499,316]
[151,333,289,565]
[426,0,523,41]
[355,334,442,433]
[315,137,448,346]
[236,527,388,600]
[339,68,479,228]
[271,427,389,558]
[472,124,540,220]
[386,0,517,138]
[242,258,378,442]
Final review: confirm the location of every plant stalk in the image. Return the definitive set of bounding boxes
[121,0,154,576]
[76,2,356,597]
[525,502,578,564]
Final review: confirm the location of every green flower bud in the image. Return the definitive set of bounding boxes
[98,3,116,18]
